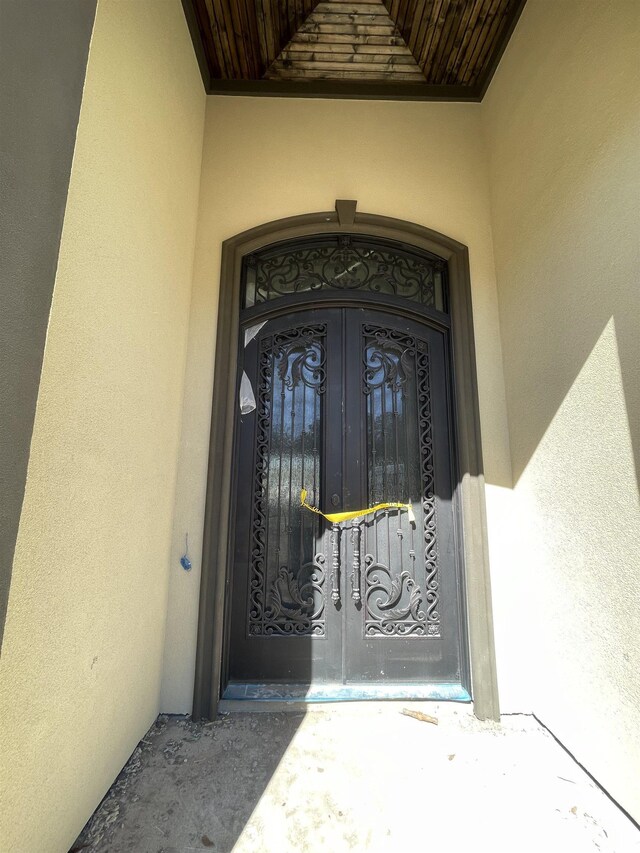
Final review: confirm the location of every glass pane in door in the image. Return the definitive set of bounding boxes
[362,324,440,638]
[247,325,327,637]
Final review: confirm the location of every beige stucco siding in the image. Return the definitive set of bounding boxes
[4,1,636,847]
[0,2,205,851]
[483,0,640,821]
[160,96,514,712]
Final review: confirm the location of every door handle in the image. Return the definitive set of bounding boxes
[331,493,341,507]
[350,517,361,603]
[330,523,341,604]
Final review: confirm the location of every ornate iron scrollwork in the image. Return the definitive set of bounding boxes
[247,325,327,637]
[244,236,446,309]
[261,556,327,636]
[364,557,428,636]
[361,325,440,638]
[275,335,326,392]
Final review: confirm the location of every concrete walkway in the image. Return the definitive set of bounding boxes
[72,704,640,853]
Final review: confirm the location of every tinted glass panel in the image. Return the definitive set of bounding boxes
[247,324,327,637]
[362,325,440,638]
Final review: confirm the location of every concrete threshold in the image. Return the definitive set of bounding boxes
[71,707,640,853]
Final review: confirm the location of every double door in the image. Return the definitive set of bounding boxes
[226,305,465,694]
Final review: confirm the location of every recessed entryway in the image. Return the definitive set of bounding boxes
[193,207,499,720]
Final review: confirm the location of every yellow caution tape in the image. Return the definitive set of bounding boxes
[300,489,416,526]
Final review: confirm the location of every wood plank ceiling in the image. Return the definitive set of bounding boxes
[183,0,526,99]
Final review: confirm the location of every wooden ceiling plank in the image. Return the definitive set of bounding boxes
[285,0,297,43]
[267,67,429,80]
[297,1,314,30]
[410,0,434,67]
[421,0,452,79]
[187,0,223,81]
[202,0,231,77]
[273,53,425,67]
[305,12,396,25]
[285,41,413,53]
[254,0,271,70]
[411,0,434,68]
[280,48,421,61]
[209,0,243,78]
[273,0,286,60]
[208,0,235,77]
[276,0,290,58]
[236,0,263,78]
[409,0,436,59]
[267,71,426,80]
[191,0,524,90]
[260,0,277,65]
[459,0,502,84]
[416,0,444,69]
[273,0,287,63]
[231,1,251,77]
[424,0,451,82]
[267,0,427,83]
[468,0,510,86]
[385,0,404,38]
[404,0,433,56]
[384,0,403,23]
[395,0,416,41]
[315,2,389,12]
[353,41,413,52]
[298,22,398,34]
[443,0,481,83]
[293,31,405,44]
[223,0,250,78]
[300,0,319,27]
[207,0,235,80]
[271,58,424,71]
[455,0,493,84]
[285,42,356,54]
[431,0,468,84]
[291,0,303,30]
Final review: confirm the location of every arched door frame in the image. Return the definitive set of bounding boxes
[192,204,500,721]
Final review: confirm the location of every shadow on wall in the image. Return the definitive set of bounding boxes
[0,0,97,653]
[486,54,639,493]
[502,301,638,492]
[492,311,640,816]
[483,51,640,813]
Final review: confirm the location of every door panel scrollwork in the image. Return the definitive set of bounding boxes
[247,324,327,637]
[361,325,441,638]
[364,557,428,636]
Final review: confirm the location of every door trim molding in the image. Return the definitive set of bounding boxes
[192,210,500,721]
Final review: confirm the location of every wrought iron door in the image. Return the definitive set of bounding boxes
[226,238,467,698]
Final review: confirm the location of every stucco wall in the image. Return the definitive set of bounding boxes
[0,1,205,850]
[160,96,514,712]
[0,0,96,651]
[483,0,640,821]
